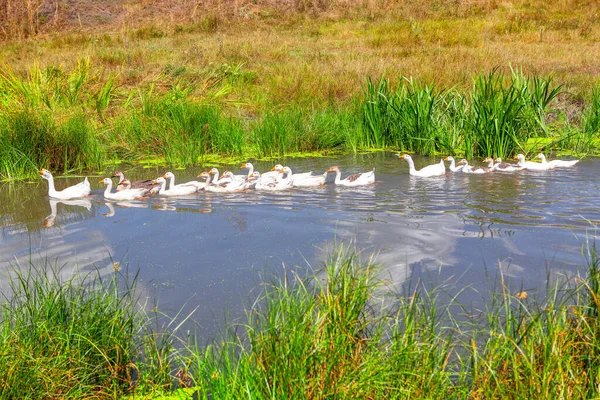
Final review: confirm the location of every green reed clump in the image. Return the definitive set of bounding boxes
[361,77,465,155]
[252,106,347,157]
[0,261,182,399]
[466,67,562,159]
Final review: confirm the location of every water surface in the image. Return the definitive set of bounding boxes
[1,153,598,336]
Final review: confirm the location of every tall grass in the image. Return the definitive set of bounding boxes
[0,261,181,399]
[2,243,600,397]
[0,59,596,181]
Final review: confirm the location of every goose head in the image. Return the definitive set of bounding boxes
[326,166,340,173]
[39,169,52,180]
[152,177,166,185]
[220,171,234,180]
[240,162,253,169]
[99,178,112,185]
[271,164,284,172]
[197,171,211,180]
[163,172,175,180]
[444,156,455,161]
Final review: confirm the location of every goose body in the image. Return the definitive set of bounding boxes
[444,156,464,172]
[39,169,91,200]
[493,158,521,172]
[164,172,205,191]
[100,178,147,200]
[211,171,251,192]
[537,153,579,168]
[112,171,156,192]
[326,166,375,186]
[152,177,198,196]
[460,159,489,174]
[283,166,326,187]
[253,171,293,191]
[516,154,551,171]
[399,154,445,177]
[272,164,311,184]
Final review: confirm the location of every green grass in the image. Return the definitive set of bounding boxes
[0,261,180,398]
[0,60,598,181]
[2,243,600,398]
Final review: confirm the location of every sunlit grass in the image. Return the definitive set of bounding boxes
[2,242,600,398]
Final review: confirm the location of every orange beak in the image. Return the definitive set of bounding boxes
[98,179,104,184]
[38,169,44,175]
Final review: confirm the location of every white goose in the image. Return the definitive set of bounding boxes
[326,166,375,186]
[152,177,198,196]
[253,171,293,191]
[163,172,205,191]
[100,178,147,201]
[272,164,311,183]
[398,154,445,177]
[39,169,91,200]
[112,170,156,192]
[460,159,489,174]
[213,171,252,192]
[208,168,233,185]
[283,167,326,187]
[493,158,521,172]
[516,154,551,171]
[444,156,464,172]
[537,153,579,168]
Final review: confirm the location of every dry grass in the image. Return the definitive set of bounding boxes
[1,0,599,107]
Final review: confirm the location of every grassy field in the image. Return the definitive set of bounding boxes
[0,0,599,180]
[1,243,600,399]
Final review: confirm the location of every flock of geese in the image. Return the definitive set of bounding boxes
[38,153,579,201]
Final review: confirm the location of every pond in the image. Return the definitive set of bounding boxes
[1,152,599,337]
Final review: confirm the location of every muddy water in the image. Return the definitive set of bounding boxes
[1,153,598,336]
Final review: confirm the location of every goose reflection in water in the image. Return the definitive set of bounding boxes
[102,201,149,217]
[44,198,93,227]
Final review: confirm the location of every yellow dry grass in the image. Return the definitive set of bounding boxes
[1,0,599,109]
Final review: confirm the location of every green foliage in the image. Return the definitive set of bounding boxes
[0,59,596,180]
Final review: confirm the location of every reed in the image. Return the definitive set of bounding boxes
[0,59,595,181]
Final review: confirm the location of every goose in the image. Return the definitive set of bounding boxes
[39,169,91,200]
[326,166,375,186]
[214,171,252,191]
[493,158,521,172]
[398,154,445,177]
[112,171,156,192]
[460,159,489,174]
[152,177,198,196]
[271,164,310,183]
[253,171,293,191]
[100,178,147,201]
[163,172,205,191]
[283,167,326,187]
[444,156,465,172]
[537,153,579,168]
[516,154,551,171]
[208,168,233,185]
[240,163,259,181]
